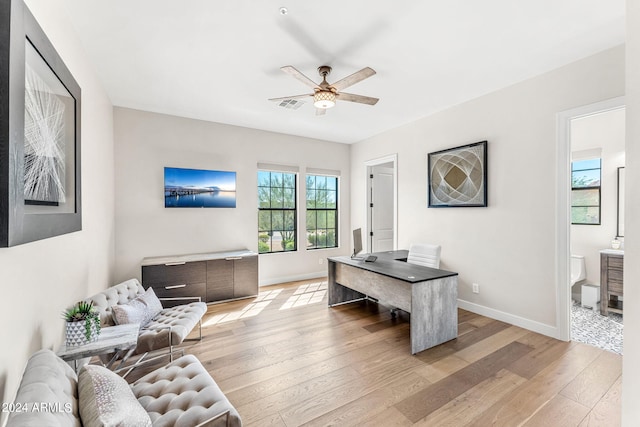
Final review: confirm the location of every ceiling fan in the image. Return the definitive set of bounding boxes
[269,65,379,115]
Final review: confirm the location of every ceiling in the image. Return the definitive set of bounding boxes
[61,0,625,144]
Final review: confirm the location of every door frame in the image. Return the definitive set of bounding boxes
[364,154,398,253]
[555,96,625,341]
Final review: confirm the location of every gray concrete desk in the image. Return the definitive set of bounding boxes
[328,250,458,354]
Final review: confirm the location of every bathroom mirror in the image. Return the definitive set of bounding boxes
[617,167,625,237]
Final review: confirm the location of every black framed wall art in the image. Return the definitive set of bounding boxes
[428,141,487,208]
[0,1,81,246]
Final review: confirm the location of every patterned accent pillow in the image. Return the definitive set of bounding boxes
[111,288,164,327]
[111,298,148,326]
[78,365,152,427]
[138,287,163,322]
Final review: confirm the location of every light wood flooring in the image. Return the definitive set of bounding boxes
[150,279,622,426]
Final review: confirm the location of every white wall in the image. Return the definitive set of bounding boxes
[350,46,624,336]
[113,108,350,286]
[570,108,625,296]
[0,1,115,424]
[622,0,640,423]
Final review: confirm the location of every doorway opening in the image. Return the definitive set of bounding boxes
[556,97,625,354]
[365,154,397,253]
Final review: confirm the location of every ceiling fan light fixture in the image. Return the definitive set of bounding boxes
[313,91,336,109]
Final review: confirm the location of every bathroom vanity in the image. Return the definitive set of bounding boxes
[600,249,624,315]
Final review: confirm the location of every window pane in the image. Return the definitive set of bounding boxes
[258,187,271,208]
[571,189,599,206]
[271,231,283,252]
[272,211,284,230]
[281,230,295,251]
[326,190,336,208]
[571,207,600,224]
[326,177,337,190]
[327,211,336,228]
[307,189,316,208]
[283,173,295,188]
[271,187,283,208]
[572,159,601,171]
[317,190,327,208]
[317,231,327,247]
[572,169,600,188]
[315,176,327,189]
[307,230,317,248]
[306,211,316,230]
[258,211,271,232]
[258,232,271,253]
[258,171,271,187]
[327,229,336,247]
[271,172,283,187]
[317,210,327,228]
[306,175,315,190]
[284,211,295,230]
[283,188,295,208]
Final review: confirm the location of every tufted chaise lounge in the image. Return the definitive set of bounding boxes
[88,278,207,366]
[7,349,242,427]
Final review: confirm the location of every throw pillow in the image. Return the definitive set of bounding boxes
[111,288,164,327]
[138,287,163,322]
[111,298,147,326]
[78,364,152,427]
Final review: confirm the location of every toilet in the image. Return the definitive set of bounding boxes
[572,254,600,310]
[571,254,586,286]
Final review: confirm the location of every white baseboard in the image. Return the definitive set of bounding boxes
[259,271,326,287]
[457,299,562,340]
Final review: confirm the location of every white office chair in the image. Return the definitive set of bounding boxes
[388,243,442,319]
[407,243,441,269]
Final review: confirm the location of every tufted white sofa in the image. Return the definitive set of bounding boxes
[7,349,242,427]
[88,278,207,365]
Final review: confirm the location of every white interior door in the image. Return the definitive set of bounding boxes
[370,164,394,252]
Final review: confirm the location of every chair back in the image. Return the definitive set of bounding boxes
[407,243,441,268]
[88,279,146,327]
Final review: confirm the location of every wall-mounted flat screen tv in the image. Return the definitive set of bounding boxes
[164,167,236,208]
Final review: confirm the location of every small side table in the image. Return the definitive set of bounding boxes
[57,323,139,372]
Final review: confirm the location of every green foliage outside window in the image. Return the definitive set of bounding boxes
[306,175,338,249]
[258,171,297,253]
[571,159,601,225]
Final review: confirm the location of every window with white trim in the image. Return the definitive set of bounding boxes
[258,170,297,253]
[571,158,601,225]
[306,174,338,249]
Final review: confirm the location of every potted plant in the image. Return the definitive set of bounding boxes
[63,301,101,346]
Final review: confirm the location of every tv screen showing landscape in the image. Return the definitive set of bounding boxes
[164,167,236,208]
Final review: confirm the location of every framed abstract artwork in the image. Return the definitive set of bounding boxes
[0,1,81,246]
[428,141,487,207]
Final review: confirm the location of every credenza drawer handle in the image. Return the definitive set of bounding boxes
[225,257,242,260]
[165,284,187,290]
[165,262,186,266]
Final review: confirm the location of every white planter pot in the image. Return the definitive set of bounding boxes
[65,321,99,347]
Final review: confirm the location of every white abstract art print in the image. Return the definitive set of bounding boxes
[23,39,75,208]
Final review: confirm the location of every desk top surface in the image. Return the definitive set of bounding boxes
[328,250,458,283]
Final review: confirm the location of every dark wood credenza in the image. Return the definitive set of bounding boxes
[600,249,624,315]
[142,249,258,304]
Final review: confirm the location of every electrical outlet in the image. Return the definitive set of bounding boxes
[319,258,324,265]
[472,283,480,294]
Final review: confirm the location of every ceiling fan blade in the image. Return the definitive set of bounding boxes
[268,94,313,102]
[280,66,320,90]
[337,92,379,105]
[331,67,376,91]
[316,108,326,116]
